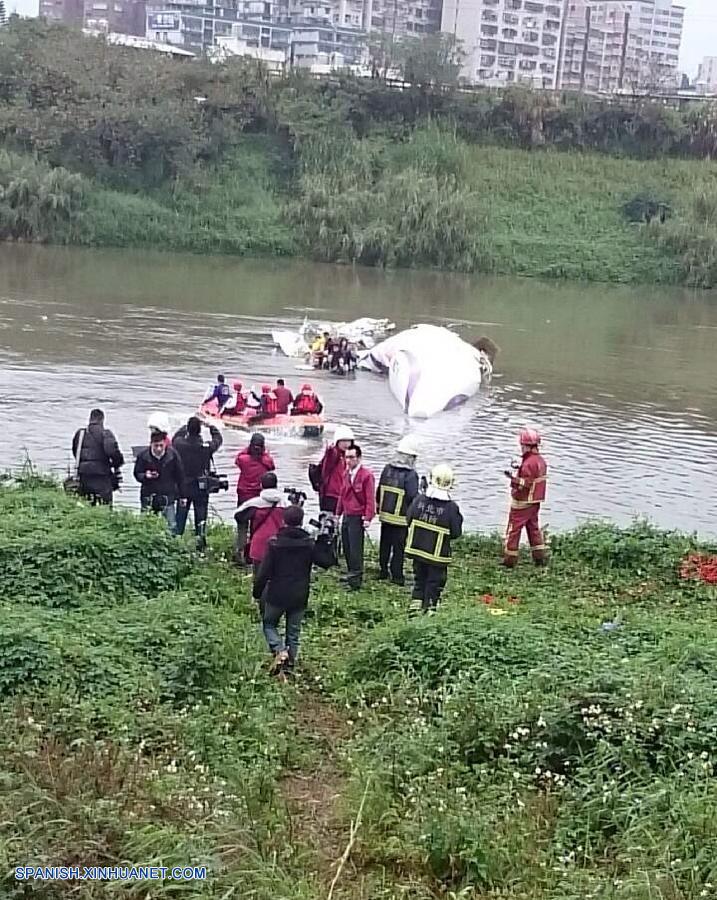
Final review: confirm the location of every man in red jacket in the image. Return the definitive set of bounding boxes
[337,444,375,590]
[234,433,275,564]
[503,427,548,568]
[274,379,294,415]
[316,425,354,513]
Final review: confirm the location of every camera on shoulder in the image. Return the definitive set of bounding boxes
[198,472,229,494]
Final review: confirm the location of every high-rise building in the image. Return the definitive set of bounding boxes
[559,0,685,92]
[696,56,717,95]
[40,0,146,34]
[144,0,441,64]
[84,0,147,34]
[0,0,7,26]
[442,0,566,88]
[40,0,85,26]
[559,0,632,92]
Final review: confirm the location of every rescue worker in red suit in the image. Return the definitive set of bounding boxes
[250,385,280,422]
[235,471,288,583]
[292,384,324,416]
[234,433,275,564]
[503,427,548,567]
[219,382,247,417]
[274,379,294,415]
[315,425,354,513]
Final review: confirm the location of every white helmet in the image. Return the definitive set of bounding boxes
[147,411,170,435]
[333,425,355,444]
[431,464,455,490]
[397,435,420,457]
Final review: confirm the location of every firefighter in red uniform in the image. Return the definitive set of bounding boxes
[503,427,548,567]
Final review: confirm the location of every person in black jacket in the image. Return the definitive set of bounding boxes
[133,429,185,535]
[253,504,330,676]
[172,416,224,550]
[172,416,223,550]
[71,409,125,506]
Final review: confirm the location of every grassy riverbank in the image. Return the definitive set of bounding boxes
[8,132,713,284]
[2,481,717,898]
[4,21,717,285]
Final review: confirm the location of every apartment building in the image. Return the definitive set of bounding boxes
[0,1,7,26]
[442,0,565,88]
[40,0,146,34]
[40,0,84,26]
[559,0,684,92]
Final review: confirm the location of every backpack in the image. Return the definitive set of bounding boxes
[308,463,322,493]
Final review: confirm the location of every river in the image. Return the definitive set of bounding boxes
[1,244,716,536]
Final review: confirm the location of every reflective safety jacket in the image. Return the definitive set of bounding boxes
[377,463,420,527]
[406,493,463,565]
[510,450,548,510]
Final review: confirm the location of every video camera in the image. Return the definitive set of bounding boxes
[285,487,308,507]
[198,471,229,494]
[309,511,339,568]
[309,511,338,542]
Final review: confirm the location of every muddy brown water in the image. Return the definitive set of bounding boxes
[1,244,716,536]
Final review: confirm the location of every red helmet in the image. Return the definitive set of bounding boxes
[519,427,541,447]
[261,384,271,393]
[302,383,312,392]
[233,381,243,391]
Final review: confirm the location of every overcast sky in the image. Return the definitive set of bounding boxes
[5,0,717,77]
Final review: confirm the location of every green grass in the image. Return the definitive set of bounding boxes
[7,126,717,285]
[66,135,297,257]
[2,483,717,898]
[460,146,695,283]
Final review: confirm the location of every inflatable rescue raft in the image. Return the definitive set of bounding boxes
[197,401,324,438]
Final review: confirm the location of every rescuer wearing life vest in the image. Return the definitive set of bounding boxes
[254,384,279,419]
[503,427,548,568]
[292,384,323,416]
[405,464,463,613]
[221,382,247,417]
[376,435,421,586]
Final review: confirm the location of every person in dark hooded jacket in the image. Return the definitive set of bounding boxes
[71,408,125,506]
[253,504,330,675]
[172,416,223,549]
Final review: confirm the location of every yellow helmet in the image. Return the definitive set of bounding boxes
[430,464,455,490]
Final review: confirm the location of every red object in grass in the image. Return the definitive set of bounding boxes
[480,594,495,605]
[680,553,717,585]
[508,596,520,605]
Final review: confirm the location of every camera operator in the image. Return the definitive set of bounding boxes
[172,416,223,550]
[133,428,185,535]
[71,408,125,506]
[236,472,288,578]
